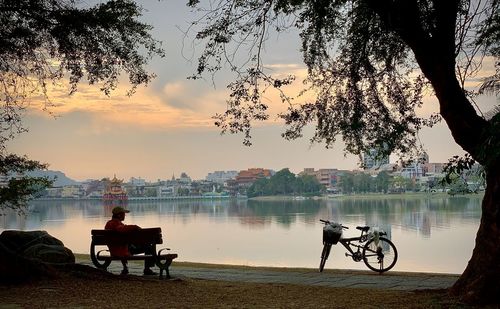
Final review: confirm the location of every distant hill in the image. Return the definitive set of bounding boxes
[27,170,80,187]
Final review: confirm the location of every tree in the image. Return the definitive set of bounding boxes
[339,172,354,194]
[0,0,164,212]
[353,173,372,193]
[0,154,53,213]
[272,168,297,194]
[246,168,322,197]
[187,0,499,304]
[375,171,390,193]
[247,177,271,197]
[297,174,323,195]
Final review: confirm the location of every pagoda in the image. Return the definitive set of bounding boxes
[103,175,128,203]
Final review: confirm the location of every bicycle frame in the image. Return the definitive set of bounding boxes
[319,219,398,273]
[337,234,368,262]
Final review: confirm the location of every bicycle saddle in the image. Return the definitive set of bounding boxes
[356,226,370,232]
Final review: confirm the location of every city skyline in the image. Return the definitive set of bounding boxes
[7,1,497,182]
[38,160,445,185]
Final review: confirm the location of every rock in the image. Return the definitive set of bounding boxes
[0,241,54,283]
[0,230,75,283]
[0,230,75,264]
[0,230,65,253]
[23,243,75,264]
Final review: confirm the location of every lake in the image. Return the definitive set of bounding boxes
[0,195,482,274]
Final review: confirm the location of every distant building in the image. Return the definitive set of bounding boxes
[235,168,273,187]
[423,162,445,175]
[178,172,192,184]
[61,185,83,198]
[363,148,390,170]
[364,163,397,176]
[103,175,128,203]
[124,177,146,197]
[157,185,175,197]
[82,179,105,198]
[400,164,425,179]
[129,177,146,186]
[206,170,238,184]
[46,187,63,198]
[400,152,431,179]
[300,168,340,189]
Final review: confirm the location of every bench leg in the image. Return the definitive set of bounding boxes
[159,266,171,279]
[157,257,174,279]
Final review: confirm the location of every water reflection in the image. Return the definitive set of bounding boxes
[0,195,482,273]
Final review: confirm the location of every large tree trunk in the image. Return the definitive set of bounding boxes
[424,70,499,305]
[389,6,498,305]
[367,1,498,304]
[424,70,499,304]
[450,166,500,304]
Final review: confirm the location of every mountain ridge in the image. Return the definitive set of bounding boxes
[27,170,80,187]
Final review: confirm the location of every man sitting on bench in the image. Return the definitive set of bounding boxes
[105,206,156,275]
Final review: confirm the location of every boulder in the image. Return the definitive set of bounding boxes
[0,230,75,264]
[0,230,75,283]
[0,242,53,283]
[23,243,75,264]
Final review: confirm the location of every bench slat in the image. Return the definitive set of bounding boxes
[96,253,178,261]
[90,227,177,279]
[91,227,163,245]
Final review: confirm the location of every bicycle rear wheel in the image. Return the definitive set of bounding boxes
[362,237,398,273]
[319,243,332,272]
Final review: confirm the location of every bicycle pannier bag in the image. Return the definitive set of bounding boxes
[323,222,343,244]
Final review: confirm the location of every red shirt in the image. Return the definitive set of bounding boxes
[104,219,140,257]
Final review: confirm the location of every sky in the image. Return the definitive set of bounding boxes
[7,1,499,182]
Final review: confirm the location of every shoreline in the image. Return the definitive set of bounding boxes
[74,254,461,276]
[33,195,248,202]
[249,191,485,201]
[33,191,485,203]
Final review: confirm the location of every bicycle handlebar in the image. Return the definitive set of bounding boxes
[319,219,349,229]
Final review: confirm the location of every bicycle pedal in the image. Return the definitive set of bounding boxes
[345,253,351,257]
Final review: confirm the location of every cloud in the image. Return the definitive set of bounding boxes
[162,82,190,109]
[22,54,496,138]
[24,80,218,132]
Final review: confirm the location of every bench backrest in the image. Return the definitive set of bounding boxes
[91,227,163,246]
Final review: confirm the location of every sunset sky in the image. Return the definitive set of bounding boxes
[7,1,498,182]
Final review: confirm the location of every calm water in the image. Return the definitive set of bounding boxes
[0,195,482,274]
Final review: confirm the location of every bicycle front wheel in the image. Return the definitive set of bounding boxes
[319,243,332,272]
[362,237,398,273]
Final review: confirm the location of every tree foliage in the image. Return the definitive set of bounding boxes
[187,0,499,304]
[247,168,323,197]
[0,0,164,147]
[441,154,486,194]
[0,0,164,211]
[0,154,53,213]
[339,171,392,194]
[477,3,500,96]
[187,0,497,161]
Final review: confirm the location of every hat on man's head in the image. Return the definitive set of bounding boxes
[112,206,130,215]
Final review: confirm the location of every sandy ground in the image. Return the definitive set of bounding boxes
[0,264,472,309]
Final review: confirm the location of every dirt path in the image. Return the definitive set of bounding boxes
[0,273,459,308]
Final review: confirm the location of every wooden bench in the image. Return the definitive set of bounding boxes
[90,227,178,279]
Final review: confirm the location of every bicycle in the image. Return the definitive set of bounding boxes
[319,219,398,273]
